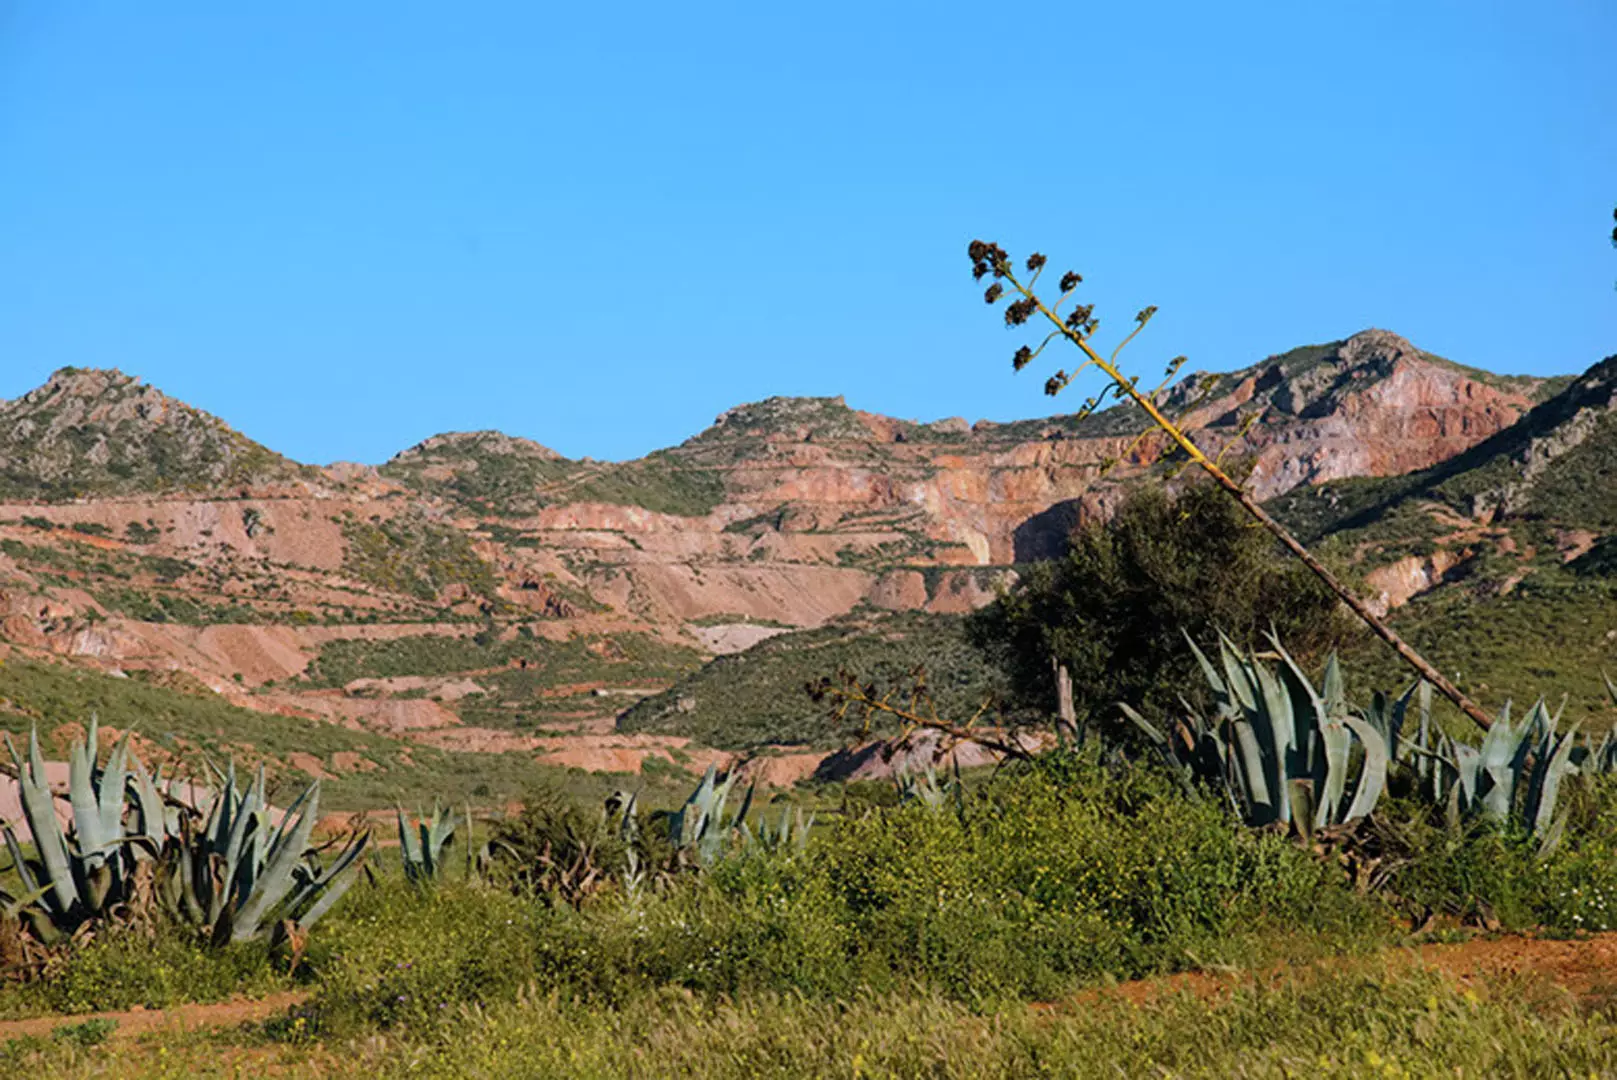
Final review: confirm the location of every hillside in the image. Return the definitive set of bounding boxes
[0,330,1590,791]
[0,367,315,499]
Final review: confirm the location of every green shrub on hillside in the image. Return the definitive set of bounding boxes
[619,611,1032,750]
[339,513,497,602]
[971,482,1354,734]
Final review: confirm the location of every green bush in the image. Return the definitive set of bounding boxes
[1375,775,1617,932]
[296,751,1384,1031]
[971,482,1354,735]
[0,930,284,1019]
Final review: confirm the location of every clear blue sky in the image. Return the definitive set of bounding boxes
[2,3,1613,465]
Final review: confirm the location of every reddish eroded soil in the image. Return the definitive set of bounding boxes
[4,934,1611,1047]
[1043,932,1617,1013]
[0,990,307,1043]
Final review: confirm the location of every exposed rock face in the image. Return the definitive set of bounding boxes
[0,331,1569,727]
[1163,330,1547,499]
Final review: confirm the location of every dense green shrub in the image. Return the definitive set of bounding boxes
[293,751,1384,1032]
[0,932,284,1019]
[970,482,1354,734]
[1374,775,1617,932]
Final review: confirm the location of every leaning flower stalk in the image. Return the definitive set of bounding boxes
[969,240,1497,732]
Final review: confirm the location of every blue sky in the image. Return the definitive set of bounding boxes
[2,3,1613,465]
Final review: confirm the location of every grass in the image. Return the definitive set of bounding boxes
[1348,569,1617,729]
[618,610,1035,750]
[0,658,689,811]
[9,962,1615,1078]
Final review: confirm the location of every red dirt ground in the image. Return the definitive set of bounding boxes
[3,933,1613,1045]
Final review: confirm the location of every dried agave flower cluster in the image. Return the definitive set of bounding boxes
[966,239,1498,733]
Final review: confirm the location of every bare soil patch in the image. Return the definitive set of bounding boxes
[0,991,306,1044]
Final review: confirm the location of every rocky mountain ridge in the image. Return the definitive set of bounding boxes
[0,329,1599,789]
[0,367,318,499]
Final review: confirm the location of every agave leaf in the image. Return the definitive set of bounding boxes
[69,738,109,869]
[85,716,100,776]
[1386,682,1418,761]
[1414,682,1434,780]
[396,805,421,878]
[1268,634,1325,780]
[97,730,135,846]
[1215,633,1259,716]
[1229,718,1273,822]
[1321,654,1347,725]
[215,766,265,920]
[1535,808,1570,859]
[1250,658,1295,823]
[293,832,370,932]
[205,761,238,854]
[232,782,321,942]
[1,882,53,919]
[1477,703,1525,823]
[1117,702,1168,748]
[1315,711,1352,828]
[1288,779,1316,847]
[1452,741,1483,811]
[2,823,40,897]
[8,730,80,913]
[1340,713,1389,822]
[1183,633,1229,701]
[732,780,756,835]
[130,754,168,855]
[1527,721,1581,839]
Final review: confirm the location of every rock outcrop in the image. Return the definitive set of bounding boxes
[0,331,1582,757]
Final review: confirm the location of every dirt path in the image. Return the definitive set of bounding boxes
[0,991,306,1043]
[1044,932,1617,1012]
[3,933,1613,1046]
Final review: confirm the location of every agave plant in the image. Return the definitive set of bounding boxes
[667,764,754,867]
[153,760,370,945]
[746,801,815,853]
[397,803,457,885]
[892,759,965,816]
[1,722,153,944]
[1134,633,1602,853]
[1124,632,1396,836]
[1408,697,1582,852]
[0,722,369,950]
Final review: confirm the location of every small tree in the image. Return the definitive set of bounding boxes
[970,482,1351,733]
[966,240,1495,730]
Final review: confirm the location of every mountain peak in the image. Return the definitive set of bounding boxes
[0,367,308,500]
[391,430,566,464]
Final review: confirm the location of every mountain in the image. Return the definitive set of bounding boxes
[380,430,579,513]
[0,367,315,499]
[1272,351,1617,576]
[0,331,1592,798]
